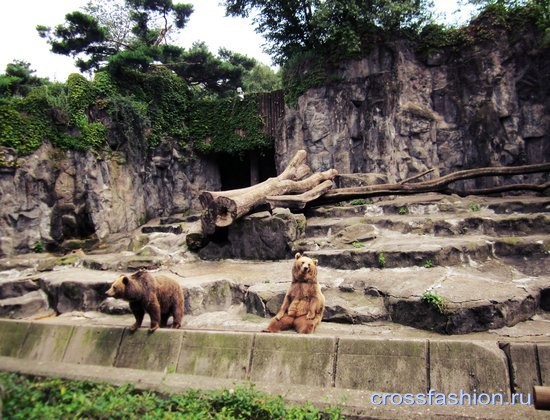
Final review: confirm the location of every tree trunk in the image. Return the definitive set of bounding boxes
[266,179,335,210]
[317,162,550,203]
[199,150,337,234]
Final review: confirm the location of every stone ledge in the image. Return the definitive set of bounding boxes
[2,319,549,399]
[0,355,547,419]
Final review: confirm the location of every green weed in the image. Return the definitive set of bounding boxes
[423,259,434,268]
[32,240,44,253]
[421,291,446,313]
[350,198,372,206]
[377,252,386,267]
[468,202,481,212]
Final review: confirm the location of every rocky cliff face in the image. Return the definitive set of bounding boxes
[0,143,220,256]
[277,31,549,189]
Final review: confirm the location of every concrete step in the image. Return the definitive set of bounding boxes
[306,194,550,219]
[295,232,549,270]
[305,214,549,238]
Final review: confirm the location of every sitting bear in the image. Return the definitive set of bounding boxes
[263,253,325,334]
[106,270,184,332]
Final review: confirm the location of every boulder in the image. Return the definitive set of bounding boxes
[199,209,306,260]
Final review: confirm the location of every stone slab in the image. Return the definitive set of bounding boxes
[115,328,183,372]
[335,338,427,393]
[63,325,124,366]
[429,340,510,396]
[537,343,550,386]
[505,343,540,394]
[0,320,29,357]
[1,355,548,419]
[18,322,74,362]
[177,330,253,380]
[250,334,336,387]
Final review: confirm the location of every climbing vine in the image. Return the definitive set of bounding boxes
[189,95,272,156]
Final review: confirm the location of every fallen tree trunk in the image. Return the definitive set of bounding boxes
[266,179,336,210]
[317,162,550,203]
[199,150,337,234]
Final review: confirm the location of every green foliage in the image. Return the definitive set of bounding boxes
[0,372,342,419]
[224,0,433,65]
[190,95,272,155]
[421,290,446,313]
[468,202,481,212]
[137,67,191,148]
[418,0,550,54]
[166,42,256,97]
[350,198,371,205]
[0,61,46,97]
[352,241,364,248]
[423,259,434,268]
[377,252,386,268]
[282,50,336,106]
[37,1,193,73]
[32,240,44,253]
[398,206,409,215]
[241,62,282,93]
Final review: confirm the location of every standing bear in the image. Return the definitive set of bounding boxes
[106,270,184,332]
[263,253,325,334]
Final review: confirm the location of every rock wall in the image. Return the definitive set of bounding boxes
[277,32,549,188]
[0,143,220,256]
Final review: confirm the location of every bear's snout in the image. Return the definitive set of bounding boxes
[105,287,115,297]
[301,264,310,273]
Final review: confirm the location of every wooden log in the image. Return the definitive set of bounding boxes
[185,221,206,251]
[198,150,338,232]
[266,179,336,210]
[212,168,337,228]
[317,162,550,203]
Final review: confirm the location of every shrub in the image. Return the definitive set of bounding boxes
[0,372,342,419]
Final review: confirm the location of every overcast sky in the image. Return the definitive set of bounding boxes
[0,0,474,81]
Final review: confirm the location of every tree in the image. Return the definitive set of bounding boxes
[0,61,46,97]
[224,0,321,64]
[241,62,281,93]
[36,1,259,97]
[224,0,434,64]
[165,43,256,96]
[37,0,193,73]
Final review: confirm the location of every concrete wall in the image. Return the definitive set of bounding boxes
[0,319,548,397]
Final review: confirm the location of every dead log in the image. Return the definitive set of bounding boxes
[266,179,336,210]
[447,181,550,196]
[317,162,550,203]
[185,221,206,251]
[199,150,337,234]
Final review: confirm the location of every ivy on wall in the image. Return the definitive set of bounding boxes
[189,95,272,156]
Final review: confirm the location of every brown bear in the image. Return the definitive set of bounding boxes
[105,270,184,332]
[263,253,325,334]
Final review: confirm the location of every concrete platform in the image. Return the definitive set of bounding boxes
[1,318,549,418]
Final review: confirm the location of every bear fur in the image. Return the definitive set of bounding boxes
[263,253,325,334]
[105,270,184,332]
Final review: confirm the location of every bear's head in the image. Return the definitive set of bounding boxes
[105,272,148,300]
[292,252,318,283]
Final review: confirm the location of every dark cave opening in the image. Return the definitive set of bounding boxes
[217,148,277,191]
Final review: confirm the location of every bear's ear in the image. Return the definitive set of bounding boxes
[313,258,318,266]
[295,252,302,260]
[122,276,129,285]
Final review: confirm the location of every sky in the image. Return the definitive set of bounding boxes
[0,0,475,81]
